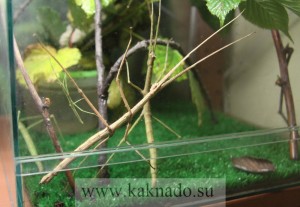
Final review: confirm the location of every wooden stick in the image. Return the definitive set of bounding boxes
[271,30,299,160]
[94,0,110,179]
[13,37,76,191]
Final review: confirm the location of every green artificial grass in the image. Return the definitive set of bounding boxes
[18,100,300,206]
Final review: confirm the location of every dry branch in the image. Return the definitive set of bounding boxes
[13,37,76,191]
[271,30,299,160]
[94,0,110,179]
[95,0,107,128]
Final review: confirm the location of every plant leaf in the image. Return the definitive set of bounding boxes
[101,0,115,7]
[74,0,95,16]
[152,45,187,83]
[275,0,300,17]
[81,0,95,16]
[206,0,241,26]
[239,0,291,40]
[74,0,114,16]
[68,0,94,31]
[37,7,66,47]
[17,44,81,86]
[188,71,205,126]
[191,0,235,32]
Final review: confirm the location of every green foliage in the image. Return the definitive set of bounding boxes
[276,0,300,17]
[190,0,235,32]
[74,0,115,16]
[67,0,118,32]
[152,45,187,83]
[239,0,291,40]
[16,45,81,86]
[202,0,300,39]
[67,0,94,31]
[107,78,135,110]
[206,0,241,26]
[107,73,136,120]
[188,71,205,126]
[37,7,67,47]
[74,0,95,16]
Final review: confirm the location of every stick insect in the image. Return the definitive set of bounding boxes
[36,33,182,184]
[39,7,254,184]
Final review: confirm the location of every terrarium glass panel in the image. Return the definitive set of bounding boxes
[9,0,300,206]
[0,1,20,206]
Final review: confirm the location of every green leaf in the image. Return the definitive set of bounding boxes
[74,0,115,16]
[107,73,136,120]
[101,0,115,7]
[17,44,81,86]
[74,0,95,16]
[37,7,66,47]
[240,0,291,40]
[275,0,300,17]
[190,0,235,31]
[206,0,241,26]
[152,45,187,83]
[188,71,205,126]
[68,0,94,31]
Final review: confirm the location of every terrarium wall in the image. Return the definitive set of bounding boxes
[225,13,300,128]
[0,1,18,206]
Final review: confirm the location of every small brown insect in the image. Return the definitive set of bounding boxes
[231,156,275,173]
[42,97,51,109]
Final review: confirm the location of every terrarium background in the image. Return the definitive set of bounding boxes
[11,0,300,206]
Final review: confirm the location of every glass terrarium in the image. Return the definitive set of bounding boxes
[6,0,300,206]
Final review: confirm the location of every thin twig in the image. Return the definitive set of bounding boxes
[275,76,288,125]
[152,115,181,138]
[13,36,76,191]
[96,111,147,175]
[37,40,113,134]
[13,0,32,22]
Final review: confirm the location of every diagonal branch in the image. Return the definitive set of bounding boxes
[13,37,76,192]
[13,0,32,22]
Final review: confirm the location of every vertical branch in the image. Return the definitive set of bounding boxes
[95,0,109,178]
[13,37,76,191]
[271,30,298,160]
[95,0,107,128]
[143,0,160,187]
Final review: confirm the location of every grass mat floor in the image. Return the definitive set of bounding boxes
[19,101,300,206]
